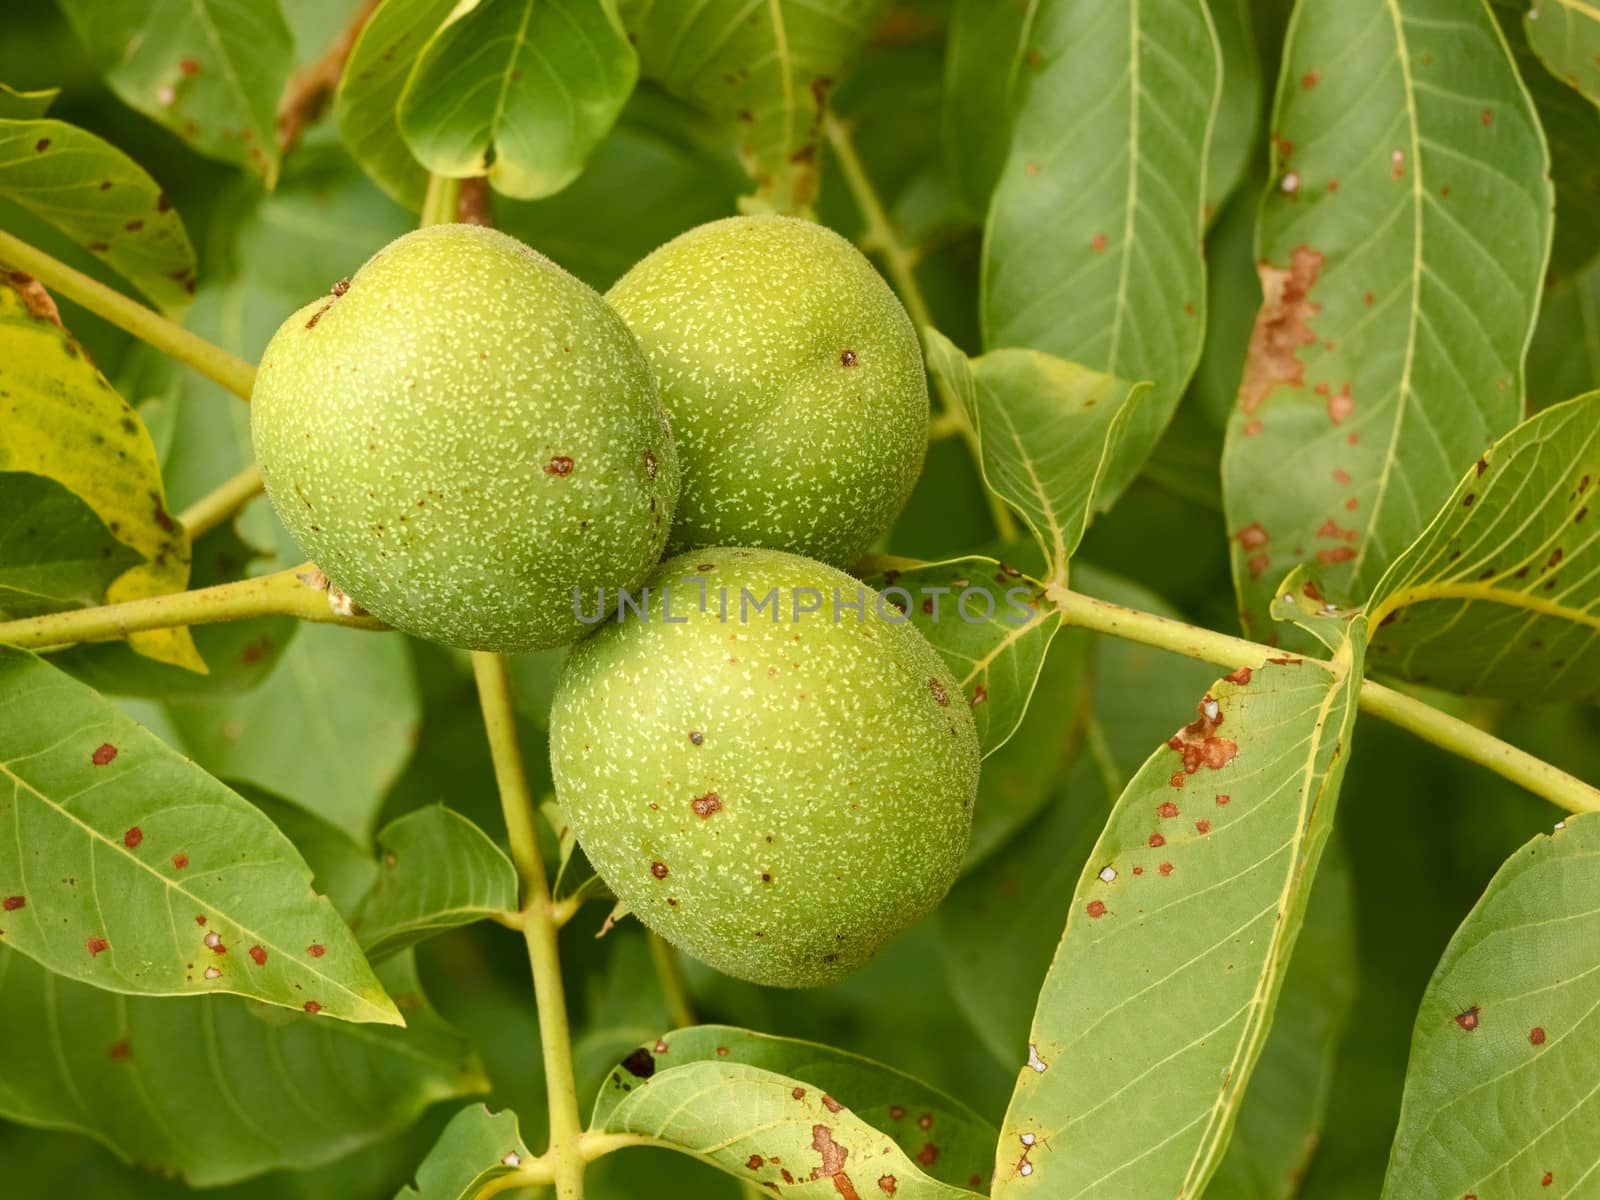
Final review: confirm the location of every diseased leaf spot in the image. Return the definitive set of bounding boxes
[1530,1026,1546,1046]
[1234,523,1269,550]
[35,138,50,152]
[1085,900,1106,918]
[1148,832,1166,847]
[306,943,326,957]
[91,743,118,766]
[621,1047,656,1078]
[1224,667,1252,685]
[1238,246,1323,415]
[1157,801,1179,819]
[1543,1172,1553,1187]
[878,1176,897,1195]
[821,1094,843,1113]
[303,1001,322,1014]
[123,826,143,849]
[1,896,24,911]
[747,1154,765,1170]
[179,57,202,76]
[248,945,267,966]
[1091,233,1108,252]
[1455,1006,1480,1032]
[916,1144,939,1167]
[1195,819,1212,834]
[204,965,221,979]
[86,936,109,957]
[1327,386,1354,424]
[1301,70,1320,88]
[108,1039,131,1060]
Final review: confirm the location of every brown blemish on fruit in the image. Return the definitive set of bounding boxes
[840,349,858,367]
[1238,246,1324,415]
[1455,1006,1480,1031]
[123,827,143,849]
[86,936,109,957]
[691,792,723,818]
[650,862,668,880]
[688,730,703,746]
[544,456,574,476]
[928,677,949,706]
[92,743,118,766]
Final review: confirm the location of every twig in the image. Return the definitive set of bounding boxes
[276,0,381,155]
[178,464,264,539]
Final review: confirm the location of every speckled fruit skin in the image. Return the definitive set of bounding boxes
[250,224,679,652]
[549,547,979,987]
[605,215,928,568]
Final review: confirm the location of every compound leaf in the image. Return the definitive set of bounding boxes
[1364,392,1600,702]
[354,806,519,960]
[1381,814,1600,1198]
[0,948,482,1186]
[0,648,399,1025]
[0,117,197,316]
[994,647,1364,1197]
[593,1025,992,1196]
[0,471,142,620]
[55,0,294,186]
[1222,0,1552,645]
[981,0,1220,503]
[398,0,638,200]
[628,0,889,215]
[0,283,200,670]
[923,328,1147,582]
[397,1104,532,1200]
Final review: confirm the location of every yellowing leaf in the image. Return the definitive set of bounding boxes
[0,284,200,670]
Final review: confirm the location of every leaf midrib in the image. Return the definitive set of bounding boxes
[1371,580,1600,633]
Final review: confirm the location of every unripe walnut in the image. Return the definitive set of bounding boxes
[549,547,979,987]
[250,224,679,651]
[606,215,928,568]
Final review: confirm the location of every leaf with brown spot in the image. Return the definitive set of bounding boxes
[55,0,293,185]
[0,116,197,317]
[1361,392,1600,702]
[1382,814,1600,1198]
[0,285,201,670]
[592,1026,993,1193]
[1222,0,1551,648]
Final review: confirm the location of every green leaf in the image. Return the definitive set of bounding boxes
[1204,0,1263,220]
[941,0,1033,217]
[165,622,420,842]
[0,947,483,1186]
[0,470,142,619]
[334,0,457,209]
[981,0,1220,503]
[354,806,518,960]
[1380,813,1600,1198]
[396,1104,532,1200]
[397,0,638,200]
[55,0,294,186]
[0,648,399,1024]
[593,1025,993,1195]
[628,0,890,215]
[1362,392,1600,702]
[860,554,1062,757]
[923,328,1148,581]
[0,84,59,120]
[0,283,201,670]
[0,117,198,316]
[1221,0,1553,645]
[1208,846,1358,1199]
[1524,0,1600,107]
[993,647,1364,1198]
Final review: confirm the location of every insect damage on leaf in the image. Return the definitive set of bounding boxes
[1237,246,1325,423]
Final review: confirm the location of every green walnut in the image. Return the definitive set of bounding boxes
[606,215,928,568]
[250,224,678,652]
[549,547,979,987]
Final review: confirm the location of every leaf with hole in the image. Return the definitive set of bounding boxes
[1222,0,1552,647]
[626,0,889,215]
[923,327,1147,582]
[0,283,200,670]
[0,116,198,316]
[396,1104,532,1200]
[993,646,1364,1197]
[1363,392,1600,702]
[0,471,142,620]
[0,947,482,1186]
[354,806,518,960]
[0,648,398,1024]
[397,0,637,200]
[54,0,294,186]
[593,1025,993,1195]
[1381,814,1600,1198]
[981,0,1220,505]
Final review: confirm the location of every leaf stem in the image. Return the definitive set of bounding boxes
[0,228,256,401]
[819,113,1020,543]
[421,174,464,228]
[472,651,587,1200]
[1047,584,1600,815]
[0,564,385,650]
[647,931,696,1029]
[178,464,265,540]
